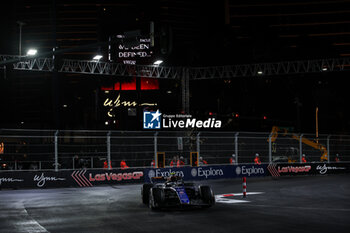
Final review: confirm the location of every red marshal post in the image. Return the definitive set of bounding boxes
[242,177,247,198]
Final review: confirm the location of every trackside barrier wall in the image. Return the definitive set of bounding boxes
[267,162,350,177]
[144,164,268,183]
[1,163,349,189]
[0,168,144,189]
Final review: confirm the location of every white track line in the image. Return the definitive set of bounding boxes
[16,206,50,233]
[215,192,265,204]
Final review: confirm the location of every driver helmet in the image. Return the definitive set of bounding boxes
[255,153,259,157]
[232,154,236,157]
[169,171,177,182]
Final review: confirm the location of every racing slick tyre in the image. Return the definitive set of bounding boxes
[149,188,164,210]
[142,184,153,204]
[200,186,215,207]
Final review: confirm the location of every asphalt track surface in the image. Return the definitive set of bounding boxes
[0,175,349,233]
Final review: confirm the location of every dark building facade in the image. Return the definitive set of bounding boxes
[1,0,350,133]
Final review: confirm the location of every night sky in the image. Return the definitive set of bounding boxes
[0,0,350,134]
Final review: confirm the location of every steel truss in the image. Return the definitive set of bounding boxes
[0,56,181,79]
[189,58,350,80]
[59,59,182,79]
[1,55,350,79]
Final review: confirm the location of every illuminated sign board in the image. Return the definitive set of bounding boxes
[114,35,153,65]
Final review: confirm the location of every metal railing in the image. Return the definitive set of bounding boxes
[0,129,349,171]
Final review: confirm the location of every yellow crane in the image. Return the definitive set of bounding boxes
[270,126,328,162]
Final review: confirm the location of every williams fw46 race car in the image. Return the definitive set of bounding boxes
[141,174,215,210]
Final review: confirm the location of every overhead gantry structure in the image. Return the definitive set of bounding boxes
[1,55,350,113]
[1,55,350,79]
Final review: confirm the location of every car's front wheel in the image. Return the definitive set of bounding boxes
[200,186,215,207]
[142,184,153,204]
[149,188,164,210]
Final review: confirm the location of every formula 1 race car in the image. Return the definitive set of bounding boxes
[141,175,215,210]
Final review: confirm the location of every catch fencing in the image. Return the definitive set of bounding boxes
[0,129,349,171]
